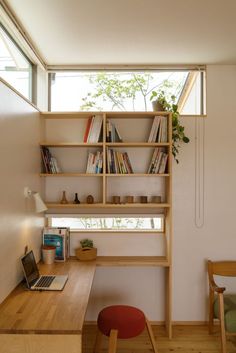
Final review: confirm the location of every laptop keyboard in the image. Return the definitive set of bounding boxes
[35,276,55,288]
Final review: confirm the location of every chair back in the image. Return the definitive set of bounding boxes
[208,260,236,277]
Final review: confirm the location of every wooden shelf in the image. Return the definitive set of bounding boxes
[41,111,173,337]
[95,256,169,266]
[40,173,170,177]
[40,173,103,177]
[40,142,103,147]
[45,202,170,209]
[106,142,170,147]
[105,173,170,177]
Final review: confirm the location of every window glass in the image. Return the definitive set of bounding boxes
[50,70,205,114]
[48,215,164,232]
[0,25,32,100]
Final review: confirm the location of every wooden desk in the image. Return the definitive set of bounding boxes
[0,259,96,353]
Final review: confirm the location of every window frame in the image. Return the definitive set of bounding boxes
[0,22,36,103]
[46,214,165,233]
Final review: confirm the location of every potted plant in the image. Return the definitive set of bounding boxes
[75,238,97,261]
[150,90,190,163]
[150,90,167,111]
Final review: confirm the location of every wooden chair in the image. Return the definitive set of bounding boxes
[207,260,236,353]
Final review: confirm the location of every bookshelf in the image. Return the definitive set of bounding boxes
[40,111,172,337]
[40,112,171,208]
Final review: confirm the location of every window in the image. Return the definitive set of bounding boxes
[49,69,206,114]
[0,24,33,100]
[47,215,164,232]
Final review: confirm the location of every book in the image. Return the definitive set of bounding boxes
[87,115,103,143]
[147,148,159,173]
[153,151,163,173]
[42,227,70,262]
[86,151,103,174]
[106,120,123,142]
[158,153,168,173]
[41,147,60,174]
[148,116,161,142]
[83,116,92,142]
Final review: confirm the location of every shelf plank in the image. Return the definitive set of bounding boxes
[105,173,170,177]
[95,256,169,266]
[106,142,170,147]
[40,112,103,119]
[40,173,170,177]
[40,111,170,119]
[45,203,170,208]
[46,203,105,208]
[40,173,103,177]
[40,142,103,147]
[103,203,170,208]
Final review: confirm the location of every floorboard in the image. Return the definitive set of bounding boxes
[83,325,236,353]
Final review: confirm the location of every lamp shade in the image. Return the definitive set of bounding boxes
[33,192,48,213]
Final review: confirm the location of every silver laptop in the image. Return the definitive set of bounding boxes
[21,250,68,291]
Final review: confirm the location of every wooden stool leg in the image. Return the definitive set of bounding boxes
[146,318,158,353]
[108,329,118,353]
[94,329,103,353]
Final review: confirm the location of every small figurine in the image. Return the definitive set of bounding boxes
[60,190,68,204]
[87,195,94,204]
[73,193,80,204]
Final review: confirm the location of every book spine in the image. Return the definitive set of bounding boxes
[148,148,158,173]
[123,152,133,173]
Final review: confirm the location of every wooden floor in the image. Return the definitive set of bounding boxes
[83,325,236,353]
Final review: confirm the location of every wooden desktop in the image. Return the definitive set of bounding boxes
[0,258,96,353]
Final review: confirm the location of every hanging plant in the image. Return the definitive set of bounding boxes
[150,91,190,163]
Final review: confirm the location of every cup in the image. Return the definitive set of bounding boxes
[140,196,148,203]
[125,196,134,203]
[112,196,120,204]
[152,196,162,203]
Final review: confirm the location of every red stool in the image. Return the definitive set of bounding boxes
[94,305,158,353]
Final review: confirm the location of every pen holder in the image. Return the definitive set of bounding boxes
[42,245,56,264]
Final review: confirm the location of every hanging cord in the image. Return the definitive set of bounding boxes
[194,116,205,228]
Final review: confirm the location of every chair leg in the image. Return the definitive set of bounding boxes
[94,328,103,353]
[146,318,158,353]
[209,288,214,334]
[218,293,227,353]
[108,329,118,353]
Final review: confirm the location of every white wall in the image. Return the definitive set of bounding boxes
[173,65,236,321]
[0,80,44,303]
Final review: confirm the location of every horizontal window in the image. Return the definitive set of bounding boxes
[49,69,206,115]
[47,215,164,232]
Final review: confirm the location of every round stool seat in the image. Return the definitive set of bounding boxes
[97,305,146,339]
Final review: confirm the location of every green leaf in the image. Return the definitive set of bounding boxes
[183,136,190,143]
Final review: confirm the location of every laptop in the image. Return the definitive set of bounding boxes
[21,250,68,291]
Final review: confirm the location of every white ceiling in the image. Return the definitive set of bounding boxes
[5,0,236,66]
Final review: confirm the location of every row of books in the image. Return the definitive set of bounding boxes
[43,227,70,262]
[107,149,133,174]
[147,148,168,174]
[86,151,103,174]
[106,120,122,142]
[41,146,61,174]
[148,116,168,143]
[83,115,103,143]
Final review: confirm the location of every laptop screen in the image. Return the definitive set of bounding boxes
[21,251,40,287]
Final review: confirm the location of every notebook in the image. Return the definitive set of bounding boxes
[21,250,68,291]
